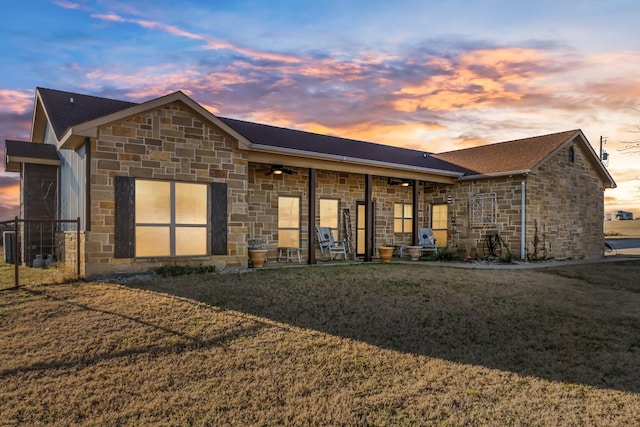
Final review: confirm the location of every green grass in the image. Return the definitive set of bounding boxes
[1,261,639,425]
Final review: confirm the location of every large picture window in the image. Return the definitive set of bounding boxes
[393,202,413,233]
[135,180,208,257]
[278,196,300,248]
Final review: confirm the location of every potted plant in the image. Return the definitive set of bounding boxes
[248,238,267,268]
[378,246,394,263]
[405,246,423,261]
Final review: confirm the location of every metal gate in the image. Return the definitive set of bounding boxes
[0,217,81,289]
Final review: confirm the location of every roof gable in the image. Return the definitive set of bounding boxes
[433,129,616,188]
[57,91,250,150]
[36,88,137,141]
[433,130,580,176]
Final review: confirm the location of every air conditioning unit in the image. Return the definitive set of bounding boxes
[3,231,15,263]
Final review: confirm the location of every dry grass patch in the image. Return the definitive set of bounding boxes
[0,249,79,290]
[1,262,639,425]
[604,220,640,237]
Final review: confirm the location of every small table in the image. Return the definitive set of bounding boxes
[277,247,302,263]
[392,245,404,258]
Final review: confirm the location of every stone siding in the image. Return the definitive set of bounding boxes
[525,142,604,259]
[423,176,526,257]
[84,104,605,274]
[87,102,248,275]
[423,142,605,260]
[56,231,86,276]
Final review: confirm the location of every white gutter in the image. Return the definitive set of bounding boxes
[521,180,526,260]
[248,143,464,178]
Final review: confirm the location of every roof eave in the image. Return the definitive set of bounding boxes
[5,155,60,172]
[247,143,464,179]
[458,169,532,181]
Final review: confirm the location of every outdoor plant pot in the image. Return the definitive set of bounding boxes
[405,245,423,261]
[248,249,267,268]
[378,246,394,263]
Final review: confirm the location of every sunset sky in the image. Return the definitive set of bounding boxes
[1,0,639,219]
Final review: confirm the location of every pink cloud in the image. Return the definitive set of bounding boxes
[0,89,34,114]
[134,19,205,41]
[91,13,126,23]
[89,10,301,65]
[51,0,88,10]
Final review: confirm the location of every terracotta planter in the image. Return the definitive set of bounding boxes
[378,246,394,263]
[405,246,423,261]
[248,249,267,268]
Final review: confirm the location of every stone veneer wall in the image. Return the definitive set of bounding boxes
[525,142,604,259]
[86,102,248,275]
[56,231,86,276]
[423,176,525,257]
[248,165,428,260]
[423,141,605,260]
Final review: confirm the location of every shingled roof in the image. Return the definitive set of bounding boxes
[32,88,614,186]
[4,140,60,172]
[37,87,137,140]
[432,130,581,176]
[219,117,465,174]
[36,88,464,175]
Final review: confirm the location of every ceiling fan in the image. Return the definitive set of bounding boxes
[262,165,297,175]
[387,178,414,187]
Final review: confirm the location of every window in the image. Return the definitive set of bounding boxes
[278,196,300,248]
[135,180,208,257]
[568,146,575,163]
[470,193,497,227]
[319,198,339,240]
[393,202,412,233]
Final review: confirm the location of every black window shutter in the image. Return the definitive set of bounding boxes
[210,182,228,255]
[114,176,135,258]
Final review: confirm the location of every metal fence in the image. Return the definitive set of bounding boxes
[0,217,81,289]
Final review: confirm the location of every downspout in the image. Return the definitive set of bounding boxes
[521,180,526,260]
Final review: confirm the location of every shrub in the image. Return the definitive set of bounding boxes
[427,247,460,262]
[154,264,216,278]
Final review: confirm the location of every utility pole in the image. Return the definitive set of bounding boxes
[600,136,609,165]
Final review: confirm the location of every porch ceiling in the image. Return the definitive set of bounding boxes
[248,151,458,184]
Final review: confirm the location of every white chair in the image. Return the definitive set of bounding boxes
[418,228,438,256]
[316,226,348,260]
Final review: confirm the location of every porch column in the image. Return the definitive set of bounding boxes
[412,179,419,245]
[364,174,373,262]
[308,167,317,264]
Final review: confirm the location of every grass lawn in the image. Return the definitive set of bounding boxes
[1,261,639,425]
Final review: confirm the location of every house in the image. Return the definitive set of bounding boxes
[3,87,616,276]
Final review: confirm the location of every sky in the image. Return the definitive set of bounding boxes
[1,0,639,219]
